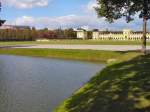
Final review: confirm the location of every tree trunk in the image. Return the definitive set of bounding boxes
[142,16,147,54]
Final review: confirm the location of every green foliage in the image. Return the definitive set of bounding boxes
[0,28,76,41]
[95,0,150,22]
[56,54,150,112]
[53,28,76,39]
[64,28,76,39]
[0,29,34,41]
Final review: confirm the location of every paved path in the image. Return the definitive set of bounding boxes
[10,44,150,51]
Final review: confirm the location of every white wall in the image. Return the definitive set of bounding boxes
[77,31,88,39]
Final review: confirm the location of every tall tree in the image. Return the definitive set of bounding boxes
[31,27,37,40]
[64,28,76,39]
[95,0,150,54]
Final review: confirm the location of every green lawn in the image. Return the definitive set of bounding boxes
[55,54,150,112]
[0,40,149,46]
[0,48,140,63]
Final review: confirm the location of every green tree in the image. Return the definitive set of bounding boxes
[95,0,150,54]
[31,27,37,40]
[64,28,76,39]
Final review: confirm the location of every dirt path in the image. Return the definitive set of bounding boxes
[10,44,150,51]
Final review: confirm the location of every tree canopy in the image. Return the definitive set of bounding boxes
[95,0,150,23]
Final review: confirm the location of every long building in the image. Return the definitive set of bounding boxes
[77,29,150,40]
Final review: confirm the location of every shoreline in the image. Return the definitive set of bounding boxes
[0,48,140,63]
[0,48,149,112]
[55,53,150,112]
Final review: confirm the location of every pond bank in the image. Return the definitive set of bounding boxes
[55,54,150,112]
[0,48,140,63]
[0,48,149,112]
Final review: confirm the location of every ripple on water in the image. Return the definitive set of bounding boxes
[0,55,105,112]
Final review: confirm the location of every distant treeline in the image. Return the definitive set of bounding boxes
[0,28,77,41]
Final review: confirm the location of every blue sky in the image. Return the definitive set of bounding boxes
[3,0,88,18]
[1,0,148,30]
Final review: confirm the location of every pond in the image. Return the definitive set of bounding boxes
[0,55,105,112]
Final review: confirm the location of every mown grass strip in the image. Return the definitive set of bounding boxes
[0,40,149,46]
[0,48,140,63]
[55,54,150,112]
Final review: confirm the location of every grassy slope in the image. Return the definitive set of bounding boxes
[0,48,149,112]
[0,40,149,45]
[55,54,150,112]
[0,49,140,62]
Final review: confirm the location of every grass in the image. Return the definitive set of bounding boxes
[0,48,140,63]
[55,54,150,112]
[0,40,149,46]
[0,48,149,112]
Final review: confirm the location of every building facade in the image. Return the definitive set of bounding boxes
[76,29,88,39]
[77,29,150,40]
[93,29,150,40]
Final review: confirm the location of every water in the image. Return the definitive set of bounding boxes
[0,55,105,112]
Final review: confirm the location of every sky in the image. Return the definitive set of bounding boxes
[0,0,149,30]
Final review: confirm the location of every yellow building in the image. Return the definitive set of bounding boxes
[92,29,150,40]
[76,29,88,39]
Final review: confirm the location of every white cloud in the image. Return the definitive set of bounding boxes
[2,0,49,8]
[4,0,146,31]
[5,14,144,31]
[82,0,145,31]
[7,15,101,29]
[83,0,97,14]
[87,0,97,12]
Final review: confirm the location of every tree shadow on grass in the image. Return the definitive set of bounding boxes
[62,54,150,112]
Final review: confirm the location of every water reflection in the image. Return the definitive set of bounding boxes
[0,55,104,112]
